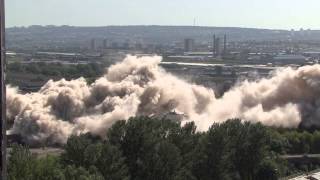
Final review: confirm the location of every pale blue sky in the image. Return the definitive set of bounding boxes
[5,0,320,29]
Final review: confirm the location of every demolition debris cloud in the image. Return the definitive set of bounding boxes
[7,56,320,145]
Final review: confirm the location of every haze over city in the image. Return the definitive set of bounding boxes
[6,0,320,29]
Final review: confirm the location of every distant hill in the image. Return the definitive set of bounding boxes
[6,25,320,51]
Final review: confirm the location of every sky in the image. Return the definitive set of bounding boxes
[5,0,320,30]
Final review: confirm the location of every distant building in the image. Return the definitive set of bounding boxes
[135,43,143,50]
[213,34,228,57]
[303,51,320,58]
[90,39,96,50]
[223,34,227,55]
[212,34,216,56]
[184,38,195,52]
[123,40,130,49]
[103,39,108,49]
[184,52,213,56]
[111,42,118,49]
[273,54,306,64]
[290,29,295,36]
[214,37,220,57]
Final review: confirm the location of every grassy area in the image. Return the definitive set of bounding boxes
[6,62,106,90]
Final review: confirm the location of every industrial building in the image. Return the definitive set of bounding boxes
[272,54,307,64]
[213,34,228,57]
[184,38,195,52]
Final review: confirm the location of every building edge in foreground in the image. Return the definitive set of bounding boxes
[0,0,6,179]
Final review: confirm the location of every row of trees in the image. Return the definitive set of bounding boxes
[9,117,290,180]
[8,62,104,78]
[279,130,320,154]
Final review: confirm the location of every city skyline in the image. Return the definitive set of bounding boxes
[6,0,320,30]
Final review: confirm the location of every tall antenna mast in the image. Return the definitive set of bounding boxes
[0,0,6,179]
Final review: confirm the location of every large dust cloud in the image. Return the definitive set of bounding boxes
[7,56,320,145]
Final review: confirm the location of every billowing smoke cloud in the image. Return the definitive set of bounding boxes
[6,56,320,145]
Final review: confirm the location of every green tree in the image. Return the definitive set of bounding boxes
[144,141,182,180]
[8,145,36,180]
[95,143,130,180]
[119,117,182,180]
[63,165,103,180]
[312,131,320,153]
[32,155,65,180]
[107,120,127,147]
[63,134,130,180]
[227,120,270,180]
[255,159,278,180]
[62,134,93,167]
[192,123,231,180]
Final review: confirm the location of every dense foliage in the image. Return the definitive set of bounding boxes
[8,117,320,180]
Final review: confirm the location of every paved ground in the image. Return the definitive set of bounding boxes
[284,171,320,180]
[281,154,320,159]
